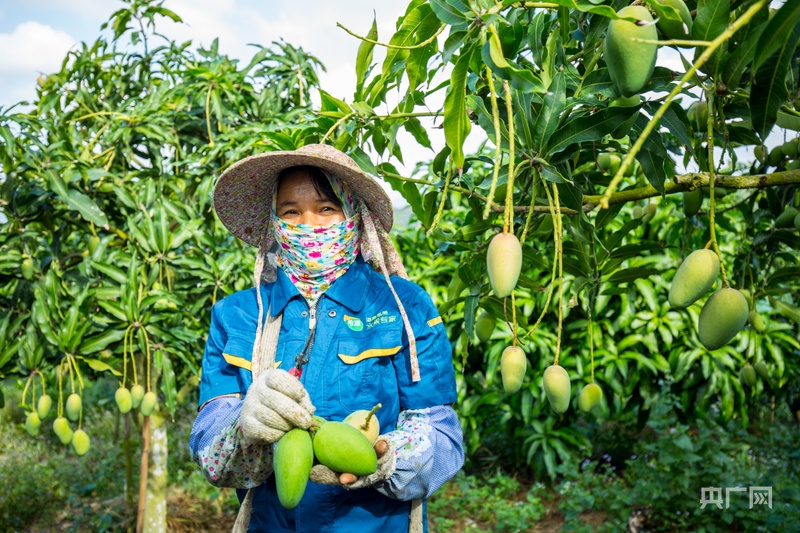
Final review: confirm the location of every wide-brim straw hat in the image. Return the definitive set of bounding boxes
[213,144,393,247]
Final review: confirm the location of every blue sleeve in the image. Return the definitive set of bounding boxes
[376,405,464,500]
[198,298,244,407]
[392,280,458,410]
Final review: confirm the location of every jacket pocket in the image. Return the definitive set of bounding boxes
[335,328,401,412]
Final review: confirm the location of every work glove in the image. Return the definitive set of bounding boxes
[239,368,315,444]
[309,435,396,490]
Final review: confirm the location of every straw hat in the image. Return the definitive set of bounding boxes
[213,144,393,247]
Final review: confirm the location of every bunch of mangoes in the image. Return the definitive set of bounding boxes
[760,138,800,170]
[114,384,157,416]
[669,249,749,350]
[274,406,380,509]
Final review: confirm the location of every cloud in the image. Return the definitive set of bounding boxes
[0,21,77,75]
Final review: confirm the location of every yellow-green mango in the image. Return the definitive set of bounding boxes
[776,207,799,228]
[21,258,34,280]
[654,0,693,40]
[754,361,770,382]
[578,383,603,413]
[739,364,756,387]
[130,384,145,409]
[487,232,522,298]
[65,393,82,421]
[37,394,52,419]
[115,387,133,414]
[604,6,658,97]
[543,365,571,414]
[274,429,314,509]
[25,411,41,436]
[597,152,622,175]
[749,310,766,333]
[72,429,91,456]
[343,404,381,444]
[53,417,73,444]
[754,145,767,162]
[632,205,643,219]
[642,203,657,223]
[668,249,720,309]
[500,346,527,394]
[475,312,496,343]
[140,391,158,416]
[313,421,377,476]
[683,189,703,216]
[698,288,749,350]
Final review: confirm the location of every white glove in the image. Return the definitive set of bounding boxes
[309,435,396,490]
[239,369,315,444]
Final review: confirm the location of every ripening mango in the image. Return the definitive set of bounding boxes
[655,0,693,40]
[25,411,41,436]
[274,429,314,509]
[475,312,496,343]
[343,404,381,444]
[130,384,145,409]
[642,203,657,223]
[65,393,82,422]
[543,365,571,414]
[683,189,703,216]
[578,383,603,413]
[749,310,766,333]
[140,391,158,416]
[313,421,377,476]
[487,232,522,298]
[53,417,73,445]
[37,394,52,419]
[115,387,133,414]
[698,288,749,350]
[669,249,720,309]
[72,429,91,456]
[739,364,757,387]
[500,346,526,394]
[604,6,658,97]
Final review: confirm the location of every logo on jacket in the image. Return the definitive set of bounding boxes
[344,315,364,331]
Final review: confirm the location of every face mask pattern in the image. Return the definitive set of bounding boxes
[272,172,361,304]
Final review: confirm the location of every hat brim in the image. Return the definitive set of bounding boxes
[213,146,393,248]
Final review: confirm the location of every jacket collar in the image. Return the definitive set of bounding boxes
[267,253,370,316]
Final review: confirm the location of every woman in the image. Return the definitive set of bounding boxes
[189,144,464,532]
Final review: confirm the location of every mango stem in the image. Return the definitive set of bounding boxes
[362,403,382,431]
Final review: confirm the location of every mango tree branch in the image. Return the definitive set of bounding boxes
[337,22,445,49]
[597,0,769,209]
[583,170,800,212]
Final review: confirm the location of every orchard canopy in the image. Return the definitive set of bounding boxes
[1,0,800,480]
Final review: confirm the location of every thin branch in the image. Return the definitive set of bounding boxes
[337,22,445,50]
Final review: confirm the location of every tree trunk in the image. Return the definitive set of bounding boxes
[143,410,168,532]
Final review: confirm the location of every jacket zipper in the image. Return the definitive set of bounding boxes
[291,301,318,380]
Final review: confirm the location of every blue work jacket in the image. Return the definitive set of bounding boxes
[198,253,458,532]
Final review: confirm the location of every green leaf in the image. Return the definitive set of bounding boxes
[355,16,378,101]
[721,20,766,89]
[430,0,472,28]
[383,4,435,77]
[636,149,667,193]
[556,182,583,213]
[158,350,178,416]
[604,267,661,284]
[547,108,632,155]
[80,357,122,376]
[91,261,128,285]
[691,0,730,73]
[750,22,800,140]
[443,44,476,169]
[535,71,567,153]
[80,329,127,354]
[753,0,800,71]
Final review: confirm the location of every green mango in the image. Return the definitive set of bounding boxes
[781,139,798,158]
[668,249,720,309]
[683,189,703,216]
[754,145,766,162]
[768,146,785,167]
[698,288,749,350]
[25,411,41,436]
[597,152,621,175]
[475,312,496,343]
[749,310,766,333]
[21,258,34,280]
[274,429,314,509]
[115,387,133,414]
[688,101,708,132]
[313,421,377,476]
[632,205,643,219]
[604,6,658,97]
[72,429,91,456]
[578,383,603,413]
[487,232,522,298]
[739,364,756,387]
[310,415,327,442]
[88,235,100,254]
[543,365,571,414]
[754,361,770,382]
[140,391,158,416]
[53,417,73,444]
[500,346,526,394]
[130,384,145,409]
[641,203,657,223]
[37,394,52,419]
[654,0,693,40]
[776,207,799,228]
[787,160,800,171]
[65,393,82,421]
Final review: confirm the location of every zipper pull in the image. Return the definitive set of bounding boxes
[309,306,317,331]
